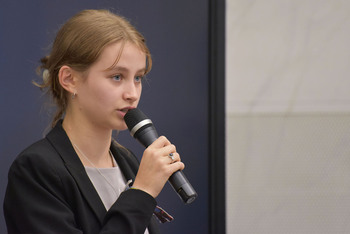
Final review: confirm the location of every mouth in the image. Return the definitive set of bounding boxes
[118,107,135,114]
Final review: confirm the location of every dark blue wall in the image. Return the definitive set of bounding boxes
[0,1,209,233]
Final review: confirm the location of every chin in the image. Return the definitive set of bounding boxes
[112,122,128,131]
[119,126,128,131]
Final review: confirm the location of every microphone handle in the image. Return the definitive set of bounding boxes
[168,170,197,204]
[135,127,197,204]
[135,126,159,148]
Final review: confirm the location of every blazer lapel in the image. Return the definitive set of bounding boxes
[46,121,106,225]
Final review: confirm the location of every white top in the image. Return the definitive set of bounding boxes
[85,158,150,234]
[85,165,126,210]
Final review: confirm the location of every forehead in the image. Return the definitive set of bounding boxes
[94,41,146,71]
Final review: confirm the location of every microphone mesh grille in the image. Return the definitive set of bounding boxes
[124,108,148,131]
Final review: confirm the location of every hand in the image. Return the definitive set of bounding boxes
[132,136,185,198]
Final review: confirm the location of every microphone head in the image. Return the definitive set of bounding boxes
[124,108,147,130]
[124,108,153,137]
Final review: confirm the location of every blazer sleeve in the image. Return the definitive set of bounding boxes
[102,189,157,234]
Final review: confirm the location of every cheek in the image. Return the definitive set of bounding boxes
[138,85,143,97]
[94,89,119,107]
[80,83,115,108]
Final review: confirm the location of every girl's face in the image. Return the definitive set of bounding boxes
[75,41,146,131]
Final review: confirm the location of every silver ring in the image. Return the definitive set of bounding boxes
[169,153,175,162]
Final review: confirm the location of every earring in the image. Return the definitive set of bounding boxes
[72,92,77,99]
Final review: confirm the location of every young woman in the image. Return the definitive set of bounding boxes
[3,9,184,234]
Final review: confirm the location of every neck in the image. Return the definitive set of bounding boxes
[62,112,114,168]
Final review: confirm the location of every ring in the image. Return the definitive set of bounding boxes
[169,153,175,162]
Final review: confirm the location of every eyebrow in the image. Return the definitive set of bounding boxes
[106,66,146,74]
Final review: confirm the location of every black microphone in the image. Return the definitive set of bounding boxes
[124,108,197,204]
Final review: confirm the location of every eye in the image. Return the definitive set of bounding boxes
[134,75,144,83]
[112,75,121,81]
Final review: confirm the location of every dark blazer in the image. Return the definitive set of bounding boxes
[3,121,160,234]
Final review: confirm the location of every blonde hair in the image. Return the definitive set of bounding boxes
[36,9,152,127]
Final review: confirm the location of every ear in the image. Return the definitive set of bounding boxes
[58,65,78,95]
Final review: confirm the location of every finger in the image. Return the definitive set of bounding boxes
[166,152,182,164]
[159,144,176,156]
[168,153,176,164]
[150,136,171,148]
[168,161,185,172]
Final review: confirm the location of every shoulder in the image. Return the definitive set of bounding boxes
[15,138,59,163]
[10,121,75,175]
[8,138,63,179]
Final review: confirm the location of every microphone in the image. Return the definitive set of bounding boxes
[124,108,197,204]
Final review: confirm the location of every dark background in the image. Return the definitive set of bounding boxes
[0,1,224,233]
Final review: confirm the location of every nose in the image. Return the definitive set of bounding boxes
[123,80,140,102]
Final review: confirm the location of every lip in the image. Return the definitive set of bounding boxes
[117,106,135,117]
